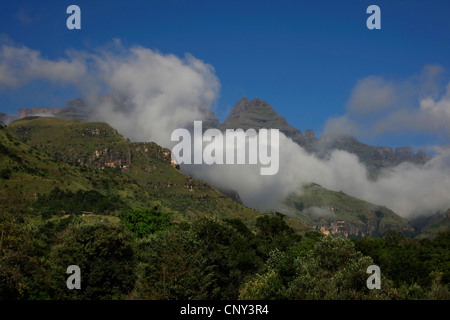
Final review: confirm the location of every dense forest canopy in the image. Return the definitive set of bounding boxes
[1,208,448,300]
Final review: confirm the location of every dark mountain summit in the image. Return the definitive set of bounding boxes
[219,97,314,147]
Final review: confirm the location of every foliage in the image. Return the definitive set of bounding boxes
[0,212,51,299]
[131,227,209,299]
[33,187,127,217]
[47,222,136,300]
[239,269,284,300]
[0,168,12,179]
[131,218,263,299]
[119,207,173,238]
[353,230,450,293]
[240,236,401,300]
[1,211,449,300]
[254,213,302,258]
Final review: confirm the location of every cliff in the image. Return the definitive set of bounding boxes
[18,107,62,118]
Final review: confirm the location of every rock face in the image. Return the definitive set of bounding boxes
[222,97,284,127]
[395,147,415,161]
[370,146,429,165]
[394,147,430,164]
[220,97,309,146]
[54,98,94,122]
[316,219,414,238]
[74,145,133,169]
[305,130,315,139]
[415,149,429,163]
[19,108,62,118]
[199,107,220,130]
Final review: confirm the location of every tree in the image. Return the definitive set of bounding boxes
[0,212,49,299]
[48,222,136,299]
[131,227,210,299]
[132,218,263,300]
[239,269,283,300]
[240,236,402,300]
[191,218,262,299]
[255,213,301,258]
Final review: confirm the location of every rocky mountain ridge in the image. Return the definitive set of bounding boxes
[11,96,431,170]
[217,97,431,174]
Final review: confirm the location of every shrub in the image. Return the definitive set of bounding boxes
[119,207,173,238]
[0,168,12,179]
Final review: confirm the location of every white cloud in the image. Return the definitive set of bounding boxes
[322,114,361,137]
[371,84,450,137]
[347,76,398,115]
[420,83,450,117]
[0,45,86,88]
[90,46,220,146]
[324,65,450,138]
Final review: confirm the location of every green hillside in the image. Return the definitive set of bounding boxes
[0,122,159,215]
[282,183,415,238]
[4,117,310,234]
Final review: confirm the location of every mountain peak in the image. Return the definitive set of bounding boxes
[221,97,306,143]
[234,96,249,109]
[226,97,287,124]
[230,97,275,116]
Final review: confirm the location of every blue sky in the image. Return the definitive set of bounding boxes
[1,0,450,150]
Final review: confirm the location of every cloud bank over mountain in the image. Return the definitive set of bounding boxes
[183,132,450,220]
[1,41,449,220]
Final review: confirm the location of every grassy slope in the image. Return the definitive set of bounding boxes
[5,118,310,234]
